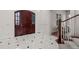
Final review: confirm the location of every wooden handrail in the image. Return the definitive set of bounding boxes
[62,14,79,22]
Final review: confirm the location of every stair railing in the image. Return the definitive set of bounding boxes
[57,14,79,44]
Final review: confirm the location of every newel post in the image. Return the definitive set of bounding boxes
[56,15,64,44]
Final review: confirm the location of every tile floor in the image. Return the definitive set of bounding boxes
[0,33,59,49]
[1,33,79,49]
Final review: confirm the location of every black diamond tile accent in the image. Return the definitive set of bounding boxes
[8,43,10,45]
[17,44,19,46]
[27,46,29,48]
[0,41,2,44]
[51,43,53,45]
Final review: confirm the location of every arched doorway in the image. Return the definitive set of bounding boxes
[14,10,35,36]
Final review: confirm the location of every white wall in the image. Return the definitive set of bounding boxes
[0,10,15,39]
[69,11,73,36]
[67,10,79,36]
[49,10,66,34]
[74,10,79,36]
[50,10,57,33]
[36,10,51,35]
[68,10,79,36]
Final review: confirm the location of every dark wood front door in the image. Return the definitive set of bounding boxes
[15,10,35,36]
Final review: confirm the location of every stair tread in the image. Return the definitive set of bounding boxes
[59,41,79,49]
[59,44,72,49]
[72,38,79,46]
[66,41,79,49]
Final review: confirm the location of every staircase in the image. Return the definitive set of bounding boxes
[59,38,79,49]
[56,13,79,49]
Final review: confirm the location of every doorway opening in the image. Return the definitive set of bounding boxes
[14,10,35,36]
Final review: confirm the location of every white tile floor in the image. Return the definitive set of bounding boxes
[1,33,79,49]
[0,33,59,49]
